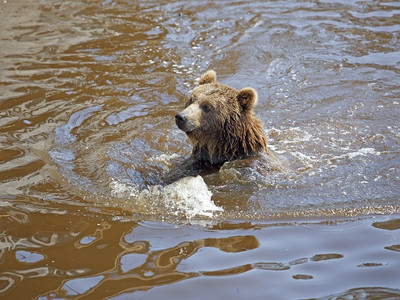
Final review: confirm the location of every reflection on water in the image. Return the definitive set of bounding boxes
[1,0,399,218]
[1,0,400,298]
[2,212,400,299]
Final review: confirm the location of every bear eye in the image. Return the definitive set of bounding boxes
[201,104,210,113]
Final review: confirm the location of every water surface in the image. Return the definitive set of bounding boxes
[1,0,400,298]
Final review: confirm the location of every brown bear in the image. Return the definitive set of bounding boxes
[162,70,285,184]
[175,70,270,165]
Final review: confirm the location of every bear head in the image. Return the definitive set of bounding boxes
[175,70,267,164]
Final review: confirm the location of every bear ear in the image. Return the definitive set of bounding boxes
[237,87,258,112]
[199,70,217,85]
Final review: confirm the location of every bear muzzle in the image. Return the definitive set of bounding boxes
[175,110,199,133]
[175,112,188,130]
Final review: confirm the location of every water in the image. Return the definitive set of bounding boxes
[1,0,400,298]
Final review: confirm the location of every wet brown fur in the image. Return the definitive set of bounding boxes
[178,70,268,165]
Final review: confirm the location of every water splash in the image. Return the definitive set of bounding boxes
[110,176,222,219]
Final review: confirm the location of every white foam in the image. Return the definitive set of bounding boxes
[268,126,312,145]
[110,179,140,198]
[110,176,222,218]
[148,153,180,166]
[291,151,318,167]
[328,147,379,162]
[346,147,379,159]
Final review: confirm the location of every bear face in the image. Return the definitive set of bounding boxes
[175,70,268,165]
[175,75,231,136]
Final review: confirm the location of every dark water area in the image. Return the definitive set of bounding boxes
[1,0,400,298]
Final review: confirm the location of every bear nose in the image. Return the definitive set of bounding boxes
[175,113,187,124]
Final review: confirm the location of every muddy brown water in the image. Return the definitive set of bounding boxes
[1,0,400,298]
